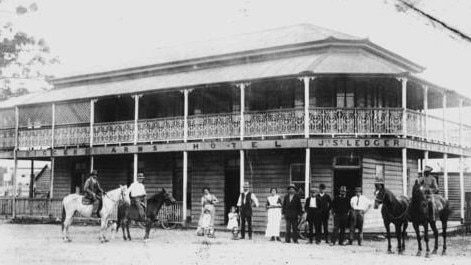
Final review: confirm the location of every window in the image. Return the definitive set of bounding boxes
[333,157,361,169]
[336,80,354,108]
[375,164,385,183]
[290,164,306,197]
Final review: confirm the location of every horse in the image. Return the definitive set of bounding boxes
[408,180,451,257]
[61,185,129,243]
[116,188,176,241]
[374,184,409,254]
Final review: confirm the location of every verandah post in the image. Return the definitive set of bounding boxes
[459,155,464,223]
[443,153,448,199]
[402,148,407,196]
[90,99,96,172]
[400,77,408,137]
[183,151,188,225]
[12,106,19,218]
[305,148,310,198]
[442,92,447,143]
[423,85,428,140]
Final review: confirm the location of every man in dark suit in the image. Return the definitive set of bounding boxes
[304,187,321,243]
[318,184,332,243]
[330,186,351,245]
[237,182,259,240]
[282,184,302,243]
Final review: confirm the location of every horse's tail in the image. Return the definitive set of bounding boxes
[61,203,66,231]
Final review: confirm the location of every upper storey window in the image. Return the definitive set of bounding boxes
[336,80,354,108]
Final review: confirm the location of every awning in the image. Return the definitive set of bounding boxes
[0,51,411,108]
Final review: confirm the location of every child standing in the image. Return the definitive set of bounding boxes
[197,208,212,237]
[227,206,239,240]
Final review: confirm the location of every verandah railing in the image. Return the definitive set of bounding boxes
[0,197,184,223]
[5,107,471,150]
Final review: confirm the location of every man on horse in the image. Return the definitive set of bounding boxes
[418,165,439,220]
[128,173,147,221]
[83,170,104,218]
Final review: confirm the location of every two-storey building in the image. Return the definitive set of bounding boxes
[1,24,470,229]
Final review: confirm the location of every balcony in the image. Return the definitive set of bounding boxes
[2,107,470,151]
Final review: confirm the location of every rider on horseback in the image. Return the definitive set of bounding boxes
[84,170,104,218]
[128,173,147,221]
[418,165,439,220]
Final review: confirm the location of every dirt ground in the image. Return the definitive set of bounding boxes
[1,221,470,265]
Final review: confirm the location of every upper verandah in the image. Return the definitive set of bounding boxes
[0,24,468,109]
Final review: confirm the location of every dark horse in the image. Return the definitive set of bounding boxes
[374,184,409,254]
[408,180,451,257]
[117,188,176,241]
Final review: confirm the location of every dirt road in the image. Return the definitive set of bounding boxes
[1,222,470,265]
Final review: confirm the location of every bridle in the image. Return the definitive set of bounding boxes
[374,188,386,204]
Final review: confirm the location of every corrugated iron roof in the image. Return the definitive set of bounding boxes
[0,50,411,108]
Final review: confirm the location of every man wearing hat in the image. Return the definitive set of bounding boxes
[237,182,259,239]
[128,173,147,220]
[83,170,104,218]
[348,187,371,246]
[317,183,332,244]
[282,184,303,243]
[304,187,321,244]
[330,186,351,246]
[418,165,439,220]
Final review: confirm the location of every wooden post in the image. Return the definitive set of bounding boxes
[402,148,407,196]
[459,98,463,146]
[303,77,313,138]
[51,103,56,148]
[305,148,310,198]
[401,77,408,137]
[90,99,95,147]
[442,92,447,143]
[443,153,448,199]
[423,85,428,140]
[29,160,34,198]
[133,153,138,182]
[12,106,19,218]
[183,151,188,225]
[50,157,55,198]
[240,150,245,193]
[90,156,94,171]
[133,95,140,145]
[184,89,189,142]
[459,155,465,223]
[238,83,247,140]
[424,151,429,171]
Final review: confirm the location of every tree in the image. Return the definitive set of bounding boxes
[0,0,57,101]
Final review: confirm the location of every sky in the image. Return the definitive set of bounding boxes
[3,0,470,98]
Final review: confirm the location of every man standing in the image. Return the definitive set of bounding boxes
[128,173,147,221]
[83,170,104,218]
[282,184,303,243]
[418,165,439,220]
[348,187,371,246]
[330,186,351,246]
[304,187,320,244]
[237,182,259,239]
[318,184,332,243]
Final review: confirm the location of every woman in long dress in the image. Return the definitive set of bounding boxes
[265,187,282,241]
[199,187,219,236]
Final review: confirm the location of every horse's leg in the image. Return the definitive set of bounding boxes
[441,218,447,255]
[63,216,73,242]
[144,219,152,241]
[394,223,402,253]
[424,222,430,258]
[121,220,127,240]
[385,222,392,253]
[100,217,109,243]
[126,219,132,241]
[430,221,439,254]
[401,221,408,252]
[413,222,422,256]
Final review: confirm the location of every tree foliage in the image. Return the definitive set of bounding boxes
[0,0,57,101]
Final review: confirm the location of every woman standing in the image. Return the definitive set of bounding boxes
[265,187,282,241]
[199,187,219,236]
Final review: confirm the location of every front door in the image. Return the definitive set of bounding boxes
[333,169,361,199]
[224,160,239,224]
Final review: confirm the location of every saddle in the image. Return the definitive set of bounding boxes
[82,197,94,205]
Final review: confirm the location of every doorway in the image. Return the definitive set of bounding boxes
[224,158,240,224]
[333,169,362,199]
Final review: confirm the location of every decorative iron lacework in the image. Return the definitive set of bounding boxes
[54,124,90,147]
[93,120,134,145]
[188,113,240,139]
[55,101,90,125]
[0,129,15,149]
[18,105,52,128]
[0,108,15,129]
[18,128,52,148]
[138,116,184,142]
[244,108,304,137]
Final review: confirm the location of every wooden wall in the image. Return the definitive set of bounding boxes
[437,172,471,221]
[52,158,73,199]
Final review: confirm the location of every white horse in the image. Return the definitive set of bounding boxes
[61,185,129,243]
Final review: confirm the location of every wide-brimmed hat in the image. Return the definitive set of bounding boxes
[89,170,98,176]
[137,173,145,179]
[243,182,250,188]
[287,184,298,191]
[424,165,433,173]
[311,187,319,193]
[354,187,362,193]
[319,184,326,190]
[339,186,347,193]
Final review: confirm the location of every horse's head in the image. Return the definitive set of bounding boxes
[374,183,385,209]
[120,185,130,204]
[161,188,176,206]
